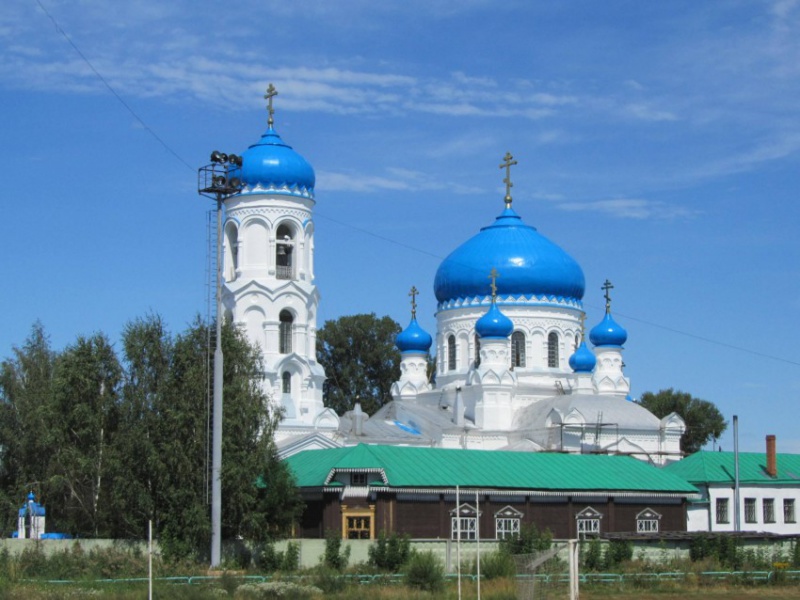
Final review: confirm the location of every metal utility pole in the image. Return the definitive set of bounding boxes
[198,151,243,567]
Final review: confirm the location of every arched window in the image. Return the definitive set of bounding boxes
[447,335,456,371]
[224,222,239,282]
[547,332,559,368]
[474,335,481,368]
[276,224,295,280]
[511,331,525,369]
[282,371,291,394]
[279,310,293,354]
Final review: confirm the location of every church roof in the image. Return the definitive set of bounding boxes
[433,207,585,307]
[590,312,628,347]
[513,394,661,438]
[285,444,698,494]
[664,451,800,486]
[235,126,315,198]
[396,317,433,353]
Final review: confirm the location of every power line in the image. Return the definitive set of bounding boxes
[315,209,800,368]
[34,0,195,172]
[33,1,795,369]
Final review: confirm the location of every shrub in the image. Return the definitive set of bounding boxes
[582,538,603,572]
[479,551,516,580]
[322,530,349,571]
[310,566,347,594]
[368,531,411,571]
[234,581,321,598]
[405,550,444,592]
[282,541,300,572]
[499,523,553,555]
[604,539,633,569]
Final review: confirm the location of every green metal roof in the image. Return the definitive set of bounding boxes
[285,444,698,494]
[664,451,800,486]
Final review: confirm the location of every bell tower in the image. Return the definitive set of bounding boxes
[221,85,334,432]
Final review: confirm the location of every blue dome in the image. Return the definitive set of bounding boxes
[236,126,315,198]
[475,303,514,339]
[589,312,628,347]
[434,208,585,306]
[569,341,597,373]
[396,317,432,354]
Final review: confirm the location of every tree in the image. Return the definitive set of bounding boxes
[48,333,122,537]
[316,313,402,415]
[0,322,57,533]
[639,388,727,454]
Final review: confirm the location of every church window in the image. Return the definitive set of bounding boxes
[276,224,295,280]
[279,310,293,354]
[494,506,522,539]
[744,498,756,523]
[447,335,456,371]
[511,331,526,368]
[351,473,367,486]
[636,508,661,533]
[547,332,559,368]
[224,222,239,282]
[281,371,291,394]
[451,503,478,540]
[716,498,730,524]
[474,336,481,368]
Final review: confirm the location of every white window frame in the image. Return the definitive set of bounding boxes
[494,506,523,539]
[451,503,480,540]
[575,506,602,538]
[636,508,661,533]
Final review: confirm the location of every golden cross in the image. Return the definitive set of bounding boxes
[488,268,500,300]
[409,286,419,319]
[602,279,614,313]
[577,312,587,348]
[499,152,518,208]
[264,83,278,127]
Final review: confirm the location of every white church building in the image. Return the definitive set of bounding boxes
[220,87,686,464]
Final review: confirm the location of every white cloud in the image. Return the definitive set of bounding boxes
[556,198,699,220]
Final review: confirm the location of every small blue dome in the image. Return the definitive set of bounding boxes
[569,341,597,373]
[475,303,514,339]
[589,312,628,347]
[396,317,432,354]
[434,208,585,306]
[236,126,315,197]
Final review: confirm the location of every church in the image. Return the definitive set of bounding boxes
[220,87,686,465]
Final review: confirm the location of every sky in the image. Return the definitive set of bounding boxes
[1,0,799,454]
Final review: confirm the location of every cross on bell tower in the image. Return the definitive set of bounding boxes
[499,152,518,209]
[602,279,614,314]
[264,83,278,127]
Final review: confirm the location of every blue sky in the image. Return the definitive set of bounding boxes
[2,0,799,454]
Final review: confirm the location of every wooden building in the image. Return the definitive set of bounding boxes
[285,444,697,540]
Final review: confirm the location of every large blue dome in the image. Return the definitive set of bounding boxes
[236,126,315,198]
[434,208,585,306]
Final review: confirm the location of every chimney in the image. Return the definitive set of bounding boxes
[766,434,777,477]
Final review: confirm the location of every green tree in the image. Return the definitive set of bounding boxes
[0,323,57,533]
[639,388,727,454]
[316,313,402,415]
[47,333,122,537]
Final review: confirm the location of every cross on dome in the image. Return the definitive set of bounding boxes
[488,267,500,300]
[577,312,587,348]
[409,285,419,318]
[264,83,278,127]
[602,279,614,313]
[499,152,518,208]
